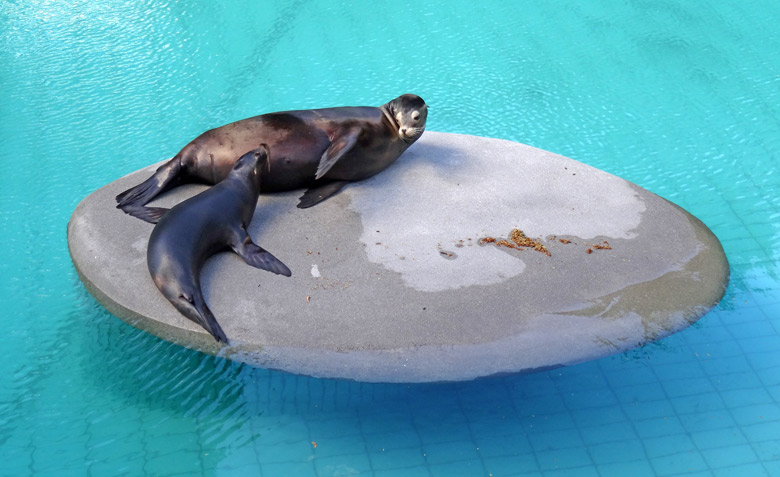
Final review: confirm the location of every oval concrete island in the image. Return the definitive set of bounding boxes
[68,132,729,382]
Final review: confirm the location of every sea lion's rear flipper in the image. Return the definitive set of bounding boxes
[297,181,348,209]
[175,292,228,343]
[116,156,183,210]
[315,126,361,180]
[122,206,169,224]
[233,236,292,277]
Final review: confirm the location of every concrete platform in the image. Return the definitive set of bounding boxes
[67,131,729,382]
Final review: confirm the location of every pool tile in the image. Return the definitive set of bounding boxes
[690,426,747,449]
[309,434,365,458]
[306,415,362,439]
[678,409,736,434]
[253,416,310,446]
[422,439,480,465]
[314,452,372,475]
[597,461,656,477]
[698,355,752,375]
[612,382,668,404]
[750,439,780,460]
[661,376,716,398]
[670,390,726,415]
[700,443,757,469]
[730,403,780,427]
[579,421,638,446]
[143,449,203,476]
[374,465,432,477]
[654,362,706,380]
[361,411,417,436]
[255,439,313,464]
[428,459,484,476]
[528,428,583,452]
[562,389,619,411]
[692,339,749,359]
[738,335,780,354]
[481,455,540,476]
[740,421,780,443]
[756,365,780,388]
[369,446,426,471]
[543,466,601,477]
[144,429,201,453]
[635,415,686,440]
[621,399,676,421]
[571,405,626,428]
[32,441,89,473]
[472,427,534,457]
[720,387,773,407]
[682,324,733,345]
[208,445,260,472]
[642,434,696,459]
[589,440,646,464]
[764,460,780,476]
[649,450,709,476]
[746,350,780,372]
[552,370,610,392]
[730,319,777,338]
[514,393,568,415]
[509,374,558,398]
[363,429,422,452]
[261,461,315,476]
[523,411,576,433]
[713,463,769,477]
[88,456,147,476]
[536,446,593,471]
[710,371,763,392]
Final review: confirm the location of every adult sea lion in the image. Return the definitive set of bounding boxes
[146,145,291,343]
[117,94,428,223]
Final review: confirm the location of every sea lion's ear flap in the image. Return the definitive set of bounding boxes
[315,126,361,180]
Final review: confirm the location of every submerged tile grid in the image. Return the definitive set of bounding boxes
[210,290,780,477]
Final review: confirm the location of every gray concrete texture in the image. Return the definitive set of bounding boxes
[68,131,729,382]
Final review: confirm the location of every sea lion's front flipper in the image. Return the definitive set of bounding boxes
[297,181,349,209]
[315,126,361,180]
[122,206,170,224]
[233,233,292,277]
[116,156,182,210]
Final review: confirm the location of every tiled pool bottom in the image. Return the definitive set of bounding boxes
[237,304,780,477]
[27,278,777,477]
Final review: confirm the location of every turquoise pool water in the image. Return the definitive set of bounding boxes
[2,0,779,475]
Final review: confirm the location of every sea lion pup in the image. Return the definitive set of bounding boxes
[117,94,428,223]
[146,145,291,343]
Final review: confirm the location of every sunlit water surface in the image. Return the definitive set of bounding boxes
[2,1,779,475]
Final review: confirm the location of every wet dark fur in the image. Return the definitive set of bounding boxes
[146,146,291,343]
[117,94,428,222]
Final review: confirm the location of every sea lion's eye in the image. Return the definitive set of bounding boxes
[411,111,420,121]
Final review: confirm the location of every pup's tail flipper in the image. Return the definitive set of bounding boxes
[174,292,229,343]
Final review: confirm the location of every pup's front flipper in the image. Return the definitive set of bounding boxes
[233,232,292,277]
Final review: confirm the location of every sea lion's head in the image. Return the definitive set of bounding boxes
[385,94,428,143]
[231,144,271,188]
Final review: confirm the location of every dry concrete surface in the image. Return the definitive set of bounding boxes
[68,131,729,382]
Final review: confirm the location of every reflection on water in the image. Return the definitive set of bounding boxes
[2,0,779,475]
